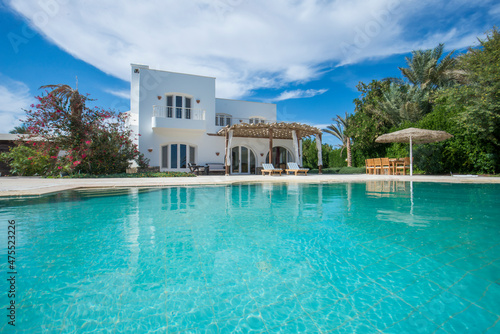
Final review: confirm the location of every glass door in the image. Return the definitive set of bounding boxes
[231,147,239,174]
[231,146,255,174]
[241,147,249,173]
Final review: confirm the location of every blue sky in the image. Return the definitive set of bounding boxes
[1,0,499,146]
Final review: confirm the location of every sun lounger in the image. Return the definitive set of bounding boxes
[261,163,283,176]
[285,162,309,176]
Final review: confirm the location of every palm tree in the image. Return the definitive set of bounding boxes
[399,44,456,90]
[372,83,429,126]
[40,84,85,146]
[323,112,352,167]
[9,124,30,134]
[40,84,83,118]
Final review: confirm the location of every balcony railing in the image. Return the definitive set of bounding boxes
[153,105,205,120]
[215,117,273,127]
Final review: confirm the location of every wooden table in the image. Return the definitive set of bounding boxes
[389,158,405,175]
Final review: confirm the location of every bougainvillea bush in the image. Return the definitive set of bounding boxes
[4,85,148,176]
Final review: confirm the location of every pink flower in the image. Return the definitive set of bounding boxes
[68,156,73,161]
[81,154,87,158]
[85,141,91,145]
[28,157,32,160]
[51,156,57,159]
[58,166,62,170]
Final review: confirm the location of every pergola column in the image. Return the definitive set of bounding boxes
[316,133,323,174]
[225,130,230,175]
[268,128,273,165]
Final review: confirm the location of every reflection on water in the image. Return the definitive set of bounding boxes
[365,180,410,197]
[1,182,499,333]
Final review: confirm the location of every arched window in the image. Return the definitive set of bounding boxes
[265,146,293,169]
[165,94,192,119]
[161,144,196,170]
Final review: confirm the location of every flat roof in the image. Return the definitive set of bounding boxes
[0,133,27,141]
[131,64,216,80]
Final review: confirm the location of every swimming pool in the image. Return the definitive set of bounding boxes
[1,181,499,333]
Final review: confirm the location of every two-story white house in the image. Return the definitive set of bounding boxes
[129,64,322,174]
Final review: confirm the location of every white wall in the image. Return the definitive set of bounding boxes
[130,64,294,173]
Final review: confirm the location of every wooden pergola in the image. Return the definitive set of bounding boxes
[216,122,323,175]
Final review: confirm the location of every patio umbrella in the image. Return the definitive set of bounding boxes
[375,127,453,176]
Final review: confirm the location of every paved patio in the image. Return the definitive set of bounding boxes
[1,174,498,197]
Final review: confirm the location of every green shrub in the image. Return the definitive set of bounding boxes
[46,171,195,178]
[328,149,348,167]
[0,145,54,176]
[338,167,366,174]
[309,167,365,174]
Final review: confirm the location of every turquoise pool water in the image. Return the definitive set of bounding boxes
[1,181,499,333]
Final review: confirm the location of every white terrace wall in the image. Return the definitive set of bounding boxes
[129,64,297,173]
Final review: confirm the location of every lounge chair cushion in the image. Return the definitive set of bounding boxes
[285,162,309,175]
[262,164,283,176]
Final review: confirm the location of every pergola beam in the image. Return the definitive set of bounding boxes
[217,122,323,170]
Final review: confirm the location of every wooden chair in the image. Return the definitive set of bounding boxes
[188,163,203,175]
[395,157,411,175]
[381,157,391,175]
[373,158,382,175]
[365,159,375,174]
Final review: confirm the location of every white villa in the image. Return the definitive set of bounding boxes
[128,64,322,174]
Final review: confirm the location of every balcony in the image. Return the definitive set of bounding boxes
[215,116,273,127]
[152,105,206,131]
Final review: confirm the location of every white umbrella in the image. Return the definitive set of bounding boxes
[375,128,453,176]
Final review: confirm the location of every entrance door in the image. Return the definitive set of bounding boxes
[231,146,256,174]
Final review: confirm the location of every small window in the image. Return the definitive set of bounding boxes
[250,117,265,124]
[176,96,183,118]
[216,113,232,126]
[162,146,168,168]
[180,144,187,168]
[166,96,173,118]
[171,144,178,168]
[189,146,195,164]
[185,98,191,119]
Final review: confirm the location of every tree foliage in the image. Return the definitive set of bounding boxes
[9,124,30,134]
[399,44,456,90]
[345,80,391,166]
[3,86,148,176]
[430,28,500,173]
[345,28,500,174]
[301,138,334,169]
[323,112,352,166]
[0,145,53,176]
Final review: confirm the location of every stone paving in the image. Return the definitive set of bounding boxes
[1,174,499,197]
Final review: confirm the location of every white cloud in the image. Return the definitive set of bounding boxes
[270,89,328,102]
[105,89,130,100]
[7,0,496,99]
[489,4,500,16]
[0,74,33,133]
